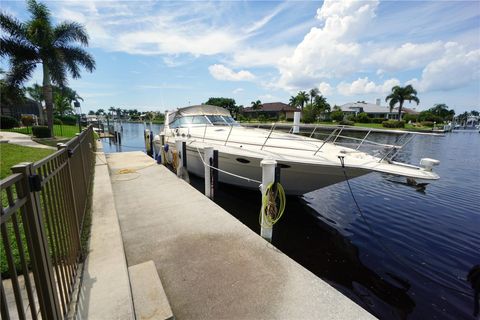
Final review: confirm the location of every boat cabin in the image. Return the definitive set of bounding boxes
[168,105,239,128]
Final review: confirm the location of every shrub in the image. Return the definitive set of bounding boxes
[382,120,405,128]
[55,115,77,126]
[54,118,63,125]
[346,114,356,122]
[21,115,35,127]
[403,114,418,123]
[257,114,267,123]
[339,120,354,126]
[421,121,435,127]
[370,118,385,124]
[32,126,51,138]
[356,112,370,123]
[331,110,344,122]
[418,112,443,123]
[0,115,19,129]
[302,105,317,123]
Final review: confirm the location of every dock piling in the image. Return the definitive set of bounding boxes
[204,147,214,198]
[211,150,219,201]
[260,158,277,242]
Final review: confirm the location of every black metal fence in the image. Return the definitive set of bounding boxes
[0,126,95,319]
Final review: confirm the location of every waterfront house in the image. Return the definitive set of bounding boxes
[242,102,298,120]
[340,99,418,120]
[0,97,45,123]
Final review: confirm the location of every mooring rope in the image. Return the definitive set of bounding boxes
[338,156,474,298]
[194,146,262,184]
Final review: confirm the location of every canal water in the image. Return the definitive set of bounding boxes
[102,122,480,320]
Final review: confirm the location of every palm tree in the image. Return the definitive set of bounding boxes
[309,88,319,105]
[288,95,298,108]
[54,93,73,116]
[0,0,95,136]
[251,100,262,110]
[26,83,44,104]
[385,85,419,121]
[61,86,83,105]
[296,91,309,111]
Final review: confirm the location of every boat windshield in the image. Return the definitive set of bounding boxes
[170,115,239,128]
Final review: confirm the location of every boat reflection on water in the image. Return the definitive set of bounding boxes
[188,175,415,319]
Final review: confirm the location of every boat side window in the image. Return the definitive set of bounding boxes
[222,116,239,126]
[170,116,210,128]
[207,115,227,126]
[191,115,210,125]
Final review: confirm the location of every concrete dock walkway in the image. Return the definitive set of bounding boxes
[107,151,374,319]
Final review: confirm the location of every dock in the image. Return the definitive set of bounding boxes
[97,150,374,319]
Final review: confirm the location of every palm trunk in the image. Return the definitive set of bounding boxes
[42,64,54,137]
[398,101,404,121]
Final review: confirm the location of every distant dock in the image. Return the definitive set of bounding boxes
[103,150,374,319]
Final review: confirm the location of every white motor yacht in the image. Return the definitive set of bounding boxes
[154,105,440,195]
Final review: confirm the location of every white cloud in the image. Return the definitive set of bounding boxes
[337,77,400,96]
[318,82,333,96]
[364,42,444,72]
[229,46,294,68]
[233,88,244,94]
[276,0,379,90]
[208,64,255,81]
[408,43,480,92]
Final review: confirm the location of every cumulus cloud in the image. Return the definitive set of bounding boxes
[337,77,400,96]
[276,0,379,90]
[364,42,444,72]
[208,64,255,81]
[318,82,333,95]
[408,43,480,92]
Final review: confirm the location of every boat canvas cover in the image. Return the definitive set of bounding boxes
[168,105,231,125]
[178,105,231,117]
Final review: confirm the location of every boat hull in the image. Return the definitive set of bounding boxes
[183,146,369,195]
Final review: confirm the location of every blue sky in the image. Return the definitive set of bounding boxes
[2,0,479,114]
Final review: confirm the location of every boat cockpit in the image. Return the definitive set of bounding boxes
[168,105,240,128]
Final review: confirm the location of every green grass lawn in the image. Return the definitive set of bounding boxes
[0,144,54,179]
[1,144,55,277]
[2,124,80,138]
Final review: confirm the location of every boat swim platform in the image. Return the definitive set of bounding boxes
[106,151,375,320]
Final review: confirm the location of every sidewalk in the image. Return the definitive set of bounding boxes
[0,131,55,150]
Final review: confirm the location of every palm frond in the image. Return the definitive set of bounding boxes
[0,37,38,61]
[45,50,67,86]
[58,45,96,77]
[53,22,89,46]
[388,98,399,112]
[27,0,51,24]
[405,84,417,95]
[5,60,36,87]
[0,12,27,40]
[409,96,420,105]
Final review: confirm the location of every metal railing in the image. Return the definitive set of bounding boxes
[0,126,95,319]
[167,122,440,164]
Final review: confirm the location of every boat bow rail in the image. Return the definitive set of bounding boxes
[168,122,442,165]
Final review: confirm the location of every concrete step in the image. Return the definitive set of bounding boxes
[129,260,174,320]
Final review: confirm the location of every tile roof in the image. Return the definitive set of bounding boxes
[243,102,298,112]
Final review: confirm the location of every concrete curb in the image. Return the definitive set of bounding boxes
[76,143,134,319]
[129,260,174,320]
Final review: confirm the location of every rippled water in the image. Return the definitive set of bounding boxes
[103,123,480,319]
